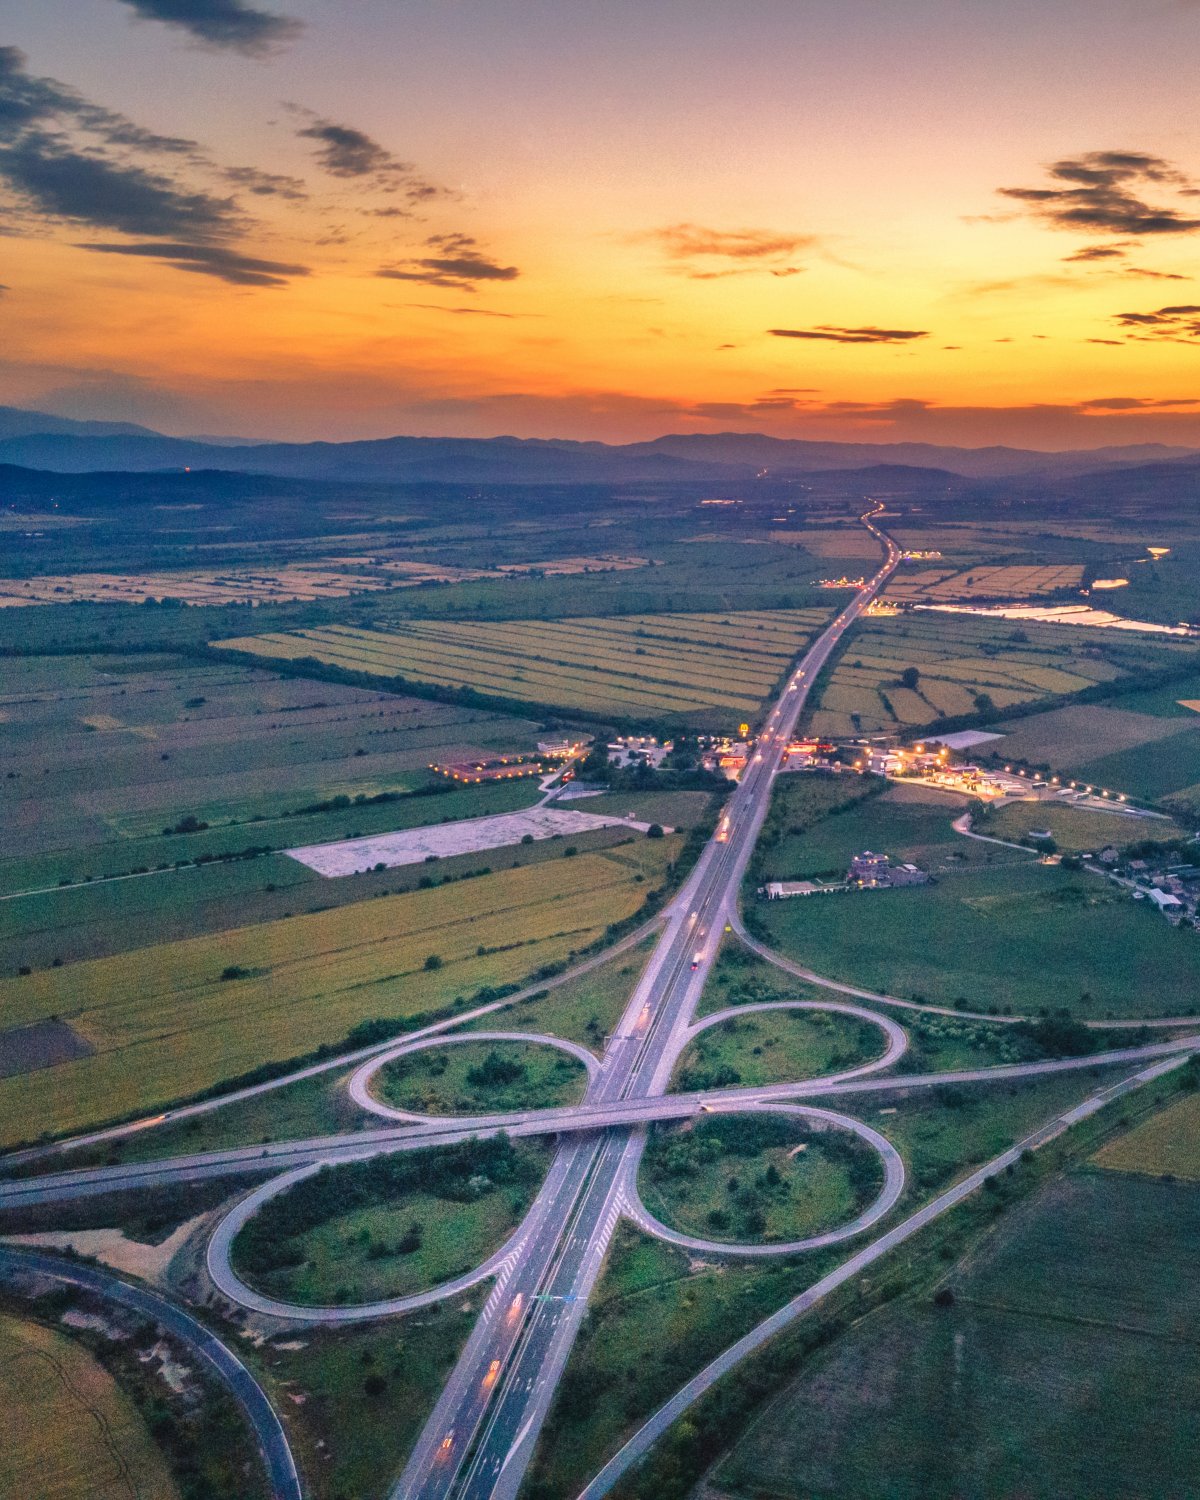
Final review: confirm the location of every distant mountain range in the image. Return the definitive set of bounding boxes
[0,404,1196,485]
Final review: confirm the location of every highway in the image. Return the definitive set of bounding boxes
[393,504,904,1497]
[4,1031,1196,1218]
[0,1245,303,1500]
[6,498,1199,1499]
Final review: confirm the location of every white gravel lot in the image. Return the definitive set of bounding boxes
[286,805,666,876]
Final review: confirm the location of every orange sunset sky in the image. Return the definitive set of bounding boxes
[2,0,1200,448]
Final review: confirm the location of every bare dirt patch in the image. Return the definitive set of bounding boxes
[0,1018,95,1078]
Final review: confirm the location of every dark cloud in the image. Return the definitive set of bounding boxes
[999,151,1200,236]
[0,135,240,238]
[77,240,309,286]
[115,0,302,55]
[222,164,307,200]
[0,46,236,237]
[0,45,197,156]
[292,112,445,203]
[642,222,816,279]
[297,119,397,179]
[1087,338,1124,345]
[769,325,928,344]
[1113,303,1200,340]
[0,47,307,287]
[378,234,519,290]
[1082,395,1200,409]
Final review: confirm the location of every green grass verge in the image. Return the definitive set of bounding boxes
[640,1114,883,1244]
[373,1040,587,1115]
[232,1136,550,1307]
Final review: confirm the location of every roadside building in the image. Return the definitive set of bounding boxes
[847,849,929,889]
[848,850,890,887]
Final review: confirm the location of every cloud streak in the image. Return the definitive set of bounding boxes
[292,111,446,204]
[378,234,519,290]
[77,240,310,286]
[1113,303,1200,340]
[642,222,816,279]
[115,0,302,55]
[769,325,928,344]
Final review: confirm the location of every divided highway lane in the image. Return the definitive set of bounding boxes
[0,1246,302,1500]
[399,507,903,1499]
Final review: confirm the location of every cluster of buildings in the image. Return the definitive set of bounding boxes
[1094,848,1200,928]
[606,735,673,769]
[430,755,546,783]
[847,850,930,888]
[762,849,930,900]
[698,736,752,776]
[430,737,587,785]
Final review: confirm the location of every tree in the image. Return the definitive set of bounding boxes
[423,953,443,970]
[646,823,665,839]
[900,666,921,690]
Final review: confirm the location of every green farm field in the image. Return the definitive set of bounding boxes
[989,700,1200,769]
[1077,728,1200,805]
[215,607,833,725]
[0,1310,180,1500]
[806,611,1198,739]
[756,859,1200,1018]
[978,799,1188,851]
[0,839,675,1147]
[713,1170,1200,1500]
[1092,1090,1200,1180]
[0,652,539,874]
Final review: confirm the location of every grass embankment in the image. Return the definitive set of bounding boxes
[232,1135,550,1306]
[640,1114,883,1245]
[458,934,660,1054]
[248,1308,478,1500]
[373,1040,587,1115]
[0,839,675,1148]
